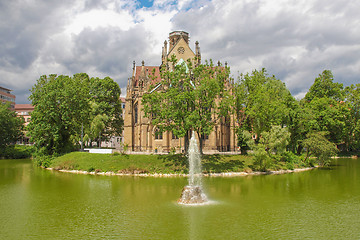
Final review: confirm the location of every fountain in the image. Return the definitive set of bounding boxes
[178,131,208,204]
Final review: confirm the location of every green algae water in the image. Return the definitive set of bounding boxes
[1,158,359,239]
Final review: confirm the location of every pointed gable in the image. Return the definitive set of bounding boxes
[167,37,196,63]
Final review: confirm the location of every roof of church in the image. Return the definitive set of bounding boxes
[134,66,161,87]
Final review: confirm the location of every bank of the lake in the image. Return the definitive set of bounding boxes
[47,152,314,176]
[2,158,360,239]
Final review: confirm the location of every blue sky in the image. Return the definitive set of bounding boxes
[0,0,359,104]
[137,0,154,8]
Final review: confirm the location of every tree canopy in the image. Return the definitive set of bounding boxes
[0,103,24,150]
[142,57,230,153]
[28,73,123,155]
[234,68,295,141]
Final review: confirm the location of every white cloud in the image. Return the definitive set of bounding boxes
[65,9,136,35]
[1,0,360,103]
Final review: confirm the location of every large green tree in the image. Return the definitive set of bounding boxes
[28,74,90,155]
[302,70,350,148]
[234,69,295,143]
[0,103,24,150]
[28,73,123,155]
[304,70,344,102]
[343,84,360,150]
[142,57,230,153]
[87,77,123,146]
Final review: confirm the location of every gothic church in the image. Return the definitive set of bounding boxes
[124,31,236,153]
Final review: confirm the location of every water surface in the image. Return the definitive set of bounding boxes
[0,158,359,239]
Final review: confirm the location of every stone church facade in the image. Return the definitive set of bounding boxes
[124,31,237,153]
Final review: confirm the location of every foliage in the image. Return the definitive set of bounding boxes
[301,70,352,150]
[302,131,339,166]
[142,57,230,153]
[236,128,250,154]
[304,70,344,102]
[343,83,360,150]
[88,77,123,141]
[28,74,90,155]
[0,103,24,150]
[28,73,123,155]
[246,125,291,171]
[33,154,54,168]
[0,145,35,159]
[234,69,295,141]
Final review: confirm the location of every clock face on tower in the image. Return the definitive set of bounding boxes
[177,47,185,54]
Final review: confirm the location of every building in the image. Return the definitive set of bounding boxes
[15,104,34,145]
[124,31,236,153]
[0,86,16,109]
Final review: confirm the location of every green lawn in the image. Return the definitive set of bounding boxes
[49,152,254,174]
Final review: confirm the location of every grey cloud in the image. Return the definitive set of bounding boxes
[66,26,154,81]
[0,1,73,69]
[172,0,360,97]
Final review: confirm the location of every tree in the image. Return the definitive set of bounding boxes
[28,74,90,155]
[302,70,350,148]
[302,132,338,166]
[88,77,123,139]
[246,125,290,171]
[304,70,344,102]
[142,57,230,153]
[234,69,295,142]
[28,74,123,155]
[0,103,24,150]
[343,83,360,151]
[90,114,109,148]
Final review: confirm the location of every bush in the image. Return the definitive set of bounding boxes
[0,145,35,159]
[34,155,53,168]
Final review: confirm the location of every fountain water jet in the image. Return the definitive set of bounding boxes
[178,131,208,204]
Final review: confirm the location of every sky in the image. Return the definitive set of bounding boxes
[1,0,359,104]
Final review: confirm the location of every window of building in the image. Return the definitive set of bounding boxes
[155,129,163,140]
[201,134,209,140]
[134,104,138,124]
[172,132,179,139]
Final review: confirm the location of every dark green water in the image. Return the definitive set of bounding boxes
[0,158,359,239]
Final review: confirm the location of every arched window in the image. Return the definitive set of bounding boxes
[155,129,163,140]
[134,104,138,124]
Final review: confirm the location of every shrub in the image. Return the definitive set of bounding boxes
[34,155,53,168]
[0,145,35,159]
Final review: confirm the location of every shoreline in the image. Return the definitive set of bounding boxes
[45,166,317,177]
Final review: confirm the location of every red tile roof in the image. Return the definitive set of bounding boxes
[134,66,161,87]
[15,104,34,110]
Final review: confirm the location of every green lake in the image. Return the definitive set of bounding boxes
[0,158,359,239]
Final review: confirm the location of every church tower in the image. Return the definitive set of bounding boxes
[161,31,201,68]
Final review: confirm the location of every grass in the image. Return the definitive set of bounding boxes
[49,152,255,174]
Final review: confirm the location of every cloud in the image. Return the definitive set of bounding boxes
[0,0,359,104]
[172,0,360,96]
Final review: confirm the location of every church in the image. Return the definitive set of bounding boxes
[124,31,237,153]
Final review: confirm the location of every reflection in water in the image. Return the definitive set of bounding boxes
[0,158,359,239]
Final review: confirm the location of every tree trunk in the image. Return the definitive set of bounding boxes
[98,131,101,149]
[184,131,189,154]
[296,145,303,155]
[196,131,204,155]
